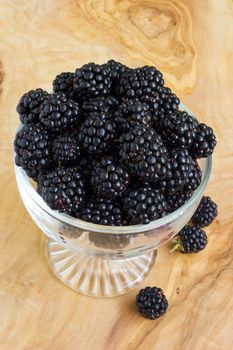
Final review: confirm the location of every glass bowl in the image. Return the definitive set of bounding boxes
[14,104,212,297]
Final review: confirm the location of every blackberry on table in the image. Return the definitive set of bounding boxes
[78,112,116,157]
[136,286,168,320]
[123,184,167,225]
[16,88,49,125]
[157,148,192,194]
[190,123,217,158]
[114,99,152,133]
[117,66,164,99]
[39,93,80,132]
[52,72,76,100]
[14,123,52,180]
[37,166,86,214]
[53,134,81,165]
[119,125,168,182]
[91,157,130,199]
[80,198,122,226]
[173,225,208,253]
[192,196,218,227]
[74,62,112,100]
[159,110,198,148]
[82,95,119,116]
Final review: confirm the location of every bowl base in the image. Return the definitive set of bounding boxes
[45,239,156,297]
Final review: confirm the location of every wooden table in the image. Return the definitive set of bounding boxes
[0,1,232,349]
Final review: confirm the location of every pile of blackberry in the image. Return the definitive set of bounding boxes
[14,60,217,226]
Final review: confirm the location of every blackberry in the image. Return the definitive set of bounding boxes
[39,93,80,132]
[136,286,168,320]
[80,198,122,226]
[14,123,52,180]
[117,66,164,99]
[74,63,111,100]
[16,88,49,125]
[82,95,119,116]
[114,99,152,133]
[159,110,198,148]
[52,72,76,100]
[166,189,192,212]
[185,160,202,192]
[89,231,130,249]
[192,196,218,227]
[158,86,180,115]
[53,134,81,165]
[123,184,167,225]
[190,123,217,158]
[91,157,130,199]
[78,113,116,157]
[157,148,192,194]
[105,59,128,83]
[37,167,86,214]
[119,126,168,182]
[173,225,208,253]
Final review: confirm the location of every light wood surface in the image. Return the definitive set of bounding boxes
[0,1,233,349]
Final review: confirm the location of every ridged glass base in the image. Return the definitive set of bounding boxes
[45,240,156,297]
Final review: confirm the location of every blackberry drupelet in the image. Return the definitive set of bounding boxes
[16,88,49,125]
[185,159,202,192]
[119,126,168,182]
[53,134,81,165]
[82,95,119,116]
[159,110,198,148]
[14,123,52,180]
[157,148,192,194]
[117,66,164,99]
[37,167,86,214]
[74,63,112,100]
[114,99,152,133]
[190,123,217,158]
[136,286,168,320]
[52,72,76,100]
[91,157,130,199]
[175,225,208,253]
[78,113,116,157]
[80,198,122,226]
[192,196,218,227]
[166,189,192,212]
[123,184,167,225]
[39,93,80,132]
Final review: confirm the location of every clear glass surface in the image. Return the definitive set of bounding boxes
[14,104,212,297]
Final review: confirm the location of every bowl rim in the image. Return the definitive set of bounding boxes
[14,103,212,234]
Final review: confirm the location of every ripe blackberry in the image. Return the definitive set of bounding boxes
[190,123,217,158]
[82,95,119,116]
[52,72,76,100]
[53,134,81,165]
[173,225,208,253]
[166,189,192,212]
[39,93,80,132]
[157,148,192,194]
[74,63,111,100]
[123,184,167,225]
[117,66,164,99]
[185,160,202,192]
[114,99,152,133]
[192,196,218,227]
[79,113,116,157]
[136,286,168,320]
[14,123,52,180]
[37,167,86,214]
[16,88,49,125]
[89,231,130,249]
[159,110,198,148]
[80,199,122,226]
[91,157,130,199]
[105,59,128,83]
[119,126,168,182]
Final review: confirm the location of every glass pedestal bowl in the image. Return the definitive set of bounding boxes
[14,105,212,298]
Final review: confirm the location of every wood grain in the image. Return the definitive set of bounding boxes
[0,0,233,349]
